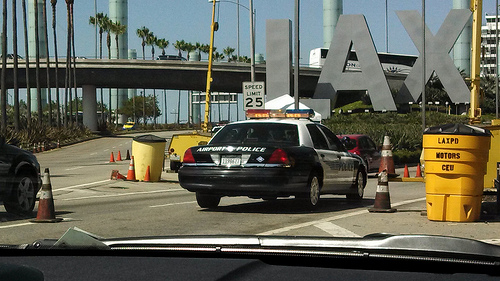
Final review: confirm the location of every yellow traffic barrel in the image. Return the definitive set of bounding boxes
[132,135,166,182]
[423,124,491,222]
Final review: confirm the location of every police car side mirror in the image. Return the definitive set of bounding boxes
[342,136,355,150]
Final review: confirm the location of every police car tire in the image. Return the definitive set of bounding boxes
[298,173,320,208]
[347,169,365,200]
[196,192,221,209]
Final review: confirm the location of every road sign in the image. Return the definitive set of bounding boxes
[243,81,265,110]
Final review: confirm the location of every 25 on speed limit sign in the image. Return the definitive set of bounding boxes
[243,81,265,110]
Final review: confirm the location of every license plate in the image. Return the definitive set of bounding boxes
[221,155,241,166]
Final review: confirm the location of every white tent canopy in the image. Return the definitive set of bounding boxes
[265,94,322,122]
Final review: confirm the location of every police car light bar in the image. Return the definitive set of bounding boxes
[246,109,314,119]
[285,109,314,118]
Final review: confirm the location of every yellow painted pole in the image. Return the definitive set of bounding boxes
[469,0,482,124]
[202,0,217,133]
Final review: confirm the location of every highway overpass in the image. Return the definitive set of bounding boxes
[2,59,406,130]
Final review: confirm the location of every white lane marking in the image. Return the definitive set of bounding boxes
[150,201,197,208]
[53,179,112,192]
[103,149,109,152]
[61,188,185,201]
[314,222,360,237]
[0,222,33,229]
[65,166,84,171]
[258,197,426,236]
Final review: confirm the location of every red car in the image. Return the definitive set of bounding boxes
[337,134,381,172]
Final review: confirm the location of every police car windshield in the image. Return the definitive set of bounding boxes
[210,123,299,146]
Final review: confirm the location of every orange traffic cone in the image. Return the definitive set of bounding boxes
[109,152,115,163]
[144,165,151,182]
[403,164,409,178]
[126,156,136,181]
[116,151,122,161]
[369,170,396,213]
[378,135,397,176]
[416,164,423,178]
[31,168,62,223]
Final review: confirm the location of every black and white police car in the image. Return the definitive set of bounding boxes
[178,109,367,209]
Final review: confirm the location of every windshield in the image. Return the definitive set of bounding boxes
[2,1,500,261]
[210,123,299,146]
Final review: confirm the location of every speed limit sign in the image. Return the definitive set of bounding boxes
[243,81,265,110]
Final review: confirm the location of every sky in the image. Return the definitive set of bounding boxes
[65,0,498,63]
[4,1,500,123]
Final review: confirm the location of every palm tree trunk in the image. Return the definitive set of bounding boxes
[12,0,20,131]
[71,2,77,126]
[22,0,31,127]
[51,0,60,128]
[64,1,71,127]
[34,0,42,125]
[42,0,51,126]
[1,0,7,132]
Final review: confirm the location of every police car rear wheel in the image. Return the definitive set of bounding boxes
[298,174,320,208]
[196,192,221,209]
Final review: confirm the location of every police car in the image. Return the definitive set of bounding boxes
[178,109,367,209]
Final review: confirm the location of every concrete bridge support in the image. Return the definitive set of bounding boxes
[82,85,98,131]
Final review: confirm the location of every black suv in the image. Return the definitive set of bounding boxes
[0,137,41,215]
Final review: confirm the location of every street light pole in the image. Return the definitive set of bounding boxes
[294,0,300,109]
[249,0,255,82]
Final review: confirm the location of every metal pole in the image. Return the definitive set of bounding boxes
[249,0,255,82]
[385,0,388,52]
[496,0,499,119]
[422,0,426,130]
[294,0,300,109]
[94,0,97,59]
[237,0,240,58]
[202,0,217,132]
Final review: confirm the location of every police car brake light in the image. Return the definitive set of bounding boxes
[183,148,195,163]
[285,109,314,118]
[269,148,290,165]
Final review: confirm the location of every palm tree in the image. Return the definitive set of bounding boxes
[42,0,52,126]
[199,44,210,61]
[156,38,169,56]
[91,14,110,124]
[184,42,196,61]
[136,26,149,60]
[89,12,106,59]
[145,32,157,60]
[1,0,7,131]
[213,51,224,62]
[174,40,185,58]
[51,0,60,127]
[110,20,126,59]
[22,0,31,127]
[12,0,20,131]
[223,46,235,62]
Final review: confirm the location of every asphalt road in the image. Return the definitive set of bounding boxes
[1,131,500,246]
